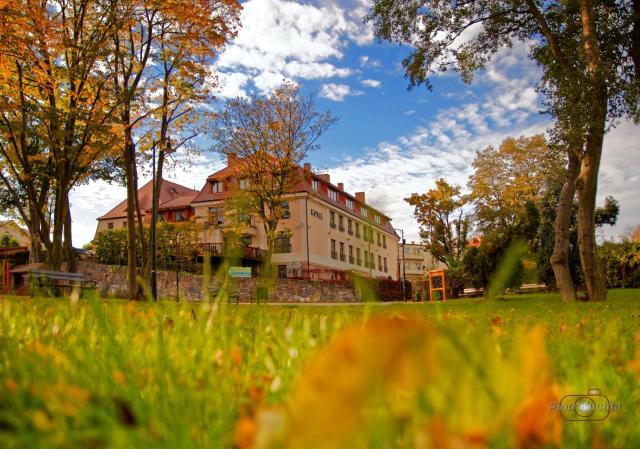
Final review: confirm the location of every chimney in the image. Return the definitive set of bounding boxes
[303,163,311,172]
[338,183,344,191]
[355,192,365,203]
[227,153,237,166]
[318,174,330,183]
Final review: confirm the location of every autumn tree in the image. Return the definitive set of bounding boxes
[468,135,563,235]
[110,0,240,298]
[0,0,122,270]
[211,83,337,273]
[367,1,640,301]
[405,178,470,267]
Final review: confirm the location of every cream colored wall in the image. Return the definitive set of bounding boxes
[95,217,134,236]
[190,193,400,280]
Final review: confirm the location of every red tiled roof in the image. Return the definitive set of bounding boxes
[158,194,198,210]
[192,161,397,236]
[97,179,198,220]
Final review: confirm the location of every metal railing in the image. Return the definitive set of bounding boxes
[200,243,266,260]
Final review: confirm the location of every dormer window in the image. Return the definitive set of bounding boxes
[329,189,337,201]
[346,198,353,210]
[375,215,381,224]
[361,208,368,218]
[211,181,222,193]
[312,179,319,191]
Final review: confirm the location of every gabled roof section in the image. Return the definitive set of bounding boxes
[97,179,198,220]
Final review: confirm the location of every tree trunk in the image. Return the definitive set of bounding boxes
[576,0,608,301]
[124,118,139,299]
[551,152,579,302]
[49,188,66,270]
[64,196,77,272]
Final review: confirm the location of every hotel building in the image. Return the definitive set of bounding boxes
[96,156,400,280]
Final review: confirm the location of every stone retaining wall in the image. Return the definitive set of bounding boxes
[78,262,358,303]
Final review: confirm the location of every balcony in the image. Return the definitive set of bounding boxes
[340,254,346,262]
[355,231,361,239]
[200,243,266,261]
[349,256,355,264]
[330,222,336,229]
[348,229,353,236]
[356,258,362,266]
[331,251,338,260]
[339,225,345,232]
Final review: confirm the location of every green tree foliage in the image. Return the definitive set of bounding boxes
[367,0,640,301]
[405,178,470,267]
[599,239,640,288]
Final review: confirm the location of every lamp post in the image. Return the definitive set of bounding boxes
[394,227,406,301]
[151,137,175,302]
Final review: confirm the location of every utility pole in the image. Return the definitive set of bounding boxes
[394,227,406,301]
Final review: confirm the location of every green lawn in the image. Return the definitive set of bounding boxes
[0,289,639,448]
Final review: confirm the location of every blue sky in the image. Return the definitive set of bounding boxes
[71,0,640,246]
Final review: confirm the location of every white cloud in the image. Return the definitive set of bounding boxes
[404,110,416,116]
[213,0,371,97]
[359,55,381,68]
[360,78,381,88]
[319,83,363,101]
[215,72,249,99]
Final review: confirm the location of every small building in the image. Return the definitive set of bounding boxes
[95,180,198,234]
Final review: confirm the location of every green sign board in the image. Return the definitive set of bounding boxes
[229,266,252,278]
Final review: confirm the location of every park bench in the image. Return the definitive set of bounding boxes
[516,283,548,294]
[29,269,96,298]
[459,287,484,298]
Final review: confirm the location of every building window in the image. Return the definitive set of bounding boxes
[238,211,251,225]
[349,245,354,264]
[158,213,165,223]
[338,215,344,232]
[242,235,252,246]
[356,248,362,266]
[346,198,353,209]
[330,239,337,259]
[239,178,249,190]
[378,255,382,272]
[278,265,287,278]
[329,189,337,201]
[211,181,222,193]
[364,250,369,268]
[122,221,127,228]
[209,207,224,225]
[312,179,319,191]
[383,235,387,249]
[361,208,368,217]
[370,252,375,269]
[329,211,336,229]
[348,219,353,235]
[108,222,114,229]
[281,201,291,219]
[384,257,388,273]
[377,232,381,246]
[274,232,292,253]
[175,211,186,222]
[339,242,345,261]
[375,215,381,224]
[355,223,361,238]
